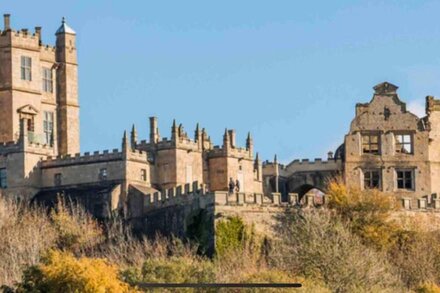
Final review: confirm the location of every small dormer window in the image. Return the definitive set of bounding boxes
[21,56,32,81]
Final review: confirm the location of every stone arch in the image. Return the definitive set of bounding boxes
[286,171,330,199]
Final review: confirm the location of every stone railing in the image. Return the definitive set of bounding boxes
[401,194,440,211]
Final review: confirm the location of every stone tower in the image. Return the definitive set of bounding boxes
[56,17,80,155]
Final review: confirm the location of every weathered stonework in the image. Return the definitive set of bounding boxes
[0,16,263,219]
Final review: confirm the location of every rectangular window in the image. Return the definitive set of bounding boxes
[99,168,108,181]
[21,56,32,81]
[396,169,414,190]
[395,133,413,154]
[0,169,7,189]
[43,111,54,145]
[54,173,62,186]
[42,67,53,93]
[364,170,380,189]
[362,133,380,154]
[141,169,147,181]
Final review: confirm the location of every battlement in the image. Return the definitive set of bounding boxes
[208,145,252,159]
[126,148,148,161]
[285,157,342,168]
[0,140,21,154]
[41,149,124,167]
[0,15,56,51]
[143,181,208,211]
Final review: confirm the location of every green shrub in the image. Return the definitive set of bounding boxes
[215,216,248,256]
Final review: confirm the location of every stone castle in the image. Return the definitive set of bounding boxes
[1,15,440,233]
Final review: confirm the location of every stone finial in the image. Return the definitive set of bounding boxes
[171,119,178,140]
[228,130,236,148]
[246,131,253,149]
[373,81,398,95]
[130,124,138,147]
[223,128,230,148]
[194,123,201,142]
[122,130,129,150]
[55,16,76,35]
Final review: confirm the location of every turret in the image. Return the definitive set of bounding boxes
[56,17,79,155]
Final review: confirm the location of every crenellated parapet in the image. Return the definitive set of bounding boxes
[0,16,54,50]
[142,180,327,215]
[0,140,21,154]
[143,181,209,212]
[207,145,253,160]
[41,149,124,168]
[263,157,343,178]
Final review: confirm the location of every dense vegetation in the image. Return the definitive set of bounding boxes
[1,182,440,292]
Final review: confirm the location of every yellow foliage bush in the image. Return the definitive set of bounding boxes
[326,180,399,249]
[416,282,440,293]
[16,250,135,293]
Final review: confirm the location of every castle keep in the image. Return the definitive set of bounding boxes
[1,15,440,227]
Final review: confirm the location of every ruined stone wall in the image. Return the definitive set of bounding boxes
[344,83,431,200]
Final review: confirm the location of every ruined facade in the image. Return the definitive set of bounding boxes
[0,15,263,218]
[264,81,440,204]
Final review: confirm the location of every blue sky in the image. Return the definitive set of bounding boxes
[4,1,440,163]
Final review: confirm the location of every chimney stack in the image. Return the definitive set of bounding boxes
[4,14,10,30]
[35,27,42,44]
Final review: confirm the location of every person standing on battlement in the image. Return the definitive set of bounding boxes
[235,179,240,193]
[229,178,235,194]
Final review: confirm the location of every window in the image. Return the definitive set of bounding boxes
[99,168,108,180]
[395,134,413,154]
[364,170,380,189]
[54,173,62,186]
[42,67,53,93]
[21,56,32,81]
[362,133,380,154]
[141,169,147,181]
[0,169,7,189]
[396,169,414,190]
[43,111,54,145]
